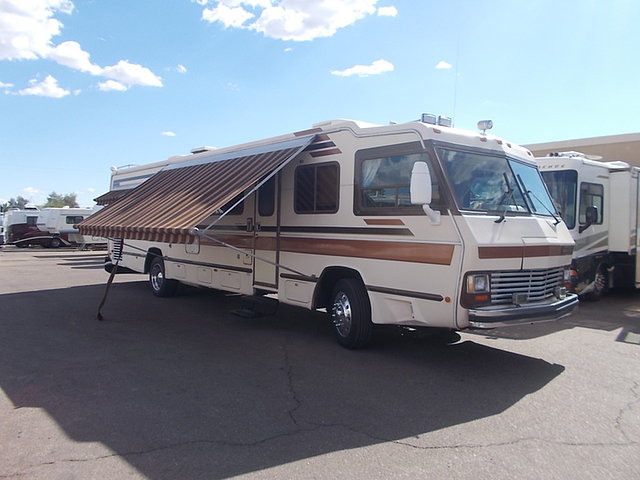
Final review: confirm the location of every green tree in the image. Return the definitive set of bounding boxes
[43,192,79,208]
[2,196,30,210]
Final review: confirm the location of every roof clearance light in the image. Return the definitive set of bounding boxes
[421,113,437,125]
[438,116,453,128]
[477,120,493,134]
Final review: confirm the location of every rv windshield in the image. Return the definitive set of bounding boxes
[540,170,577,229]
[438,148,557,217]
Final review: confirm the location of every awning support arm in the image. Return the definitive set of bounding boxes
[200,139,313,234]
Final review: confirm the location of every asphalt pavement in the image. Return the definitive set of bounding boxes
[0,247,638,479]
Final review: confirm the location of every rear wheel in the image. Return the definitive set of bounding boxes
[584,264,608,301]
[49,237,62,248]
[149,257,178,297]
[330,278,373,349]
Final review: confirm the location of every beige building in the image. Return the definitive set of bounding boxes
[525,132,640,167]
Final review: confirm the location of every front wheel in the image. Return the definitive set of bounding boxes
[330,278,373,349]
[149,257,178,297]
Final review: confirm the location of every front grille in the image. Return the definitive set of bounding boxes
[491,267,564,305]
[112,238,124,261]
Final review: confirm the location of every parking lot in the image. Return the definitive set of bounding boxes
[0,246,639,479]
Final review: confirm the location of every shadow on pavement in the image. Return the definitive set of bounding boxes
[0,281,564,479]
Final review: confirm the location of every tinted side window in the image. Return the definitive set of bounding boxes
[258,176,275,217]
[294,163,339,213]
[66,215,85,224]
[355,147,441,215]
[579,182,604,224]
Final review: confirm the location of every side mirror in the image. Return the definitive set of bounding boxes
[410,161,440,225]
[410,161,432,205]
[579,205,598,233]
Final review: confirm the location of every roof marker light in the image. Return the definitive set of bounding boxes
[421,113,437,125]
[438,116,452,127]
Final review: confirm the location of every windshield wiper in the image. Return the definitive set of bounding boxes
[516,174,561,225]
[495,172,514,223]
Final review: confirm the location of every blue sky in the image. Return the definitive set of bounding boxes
[1,0,639,207]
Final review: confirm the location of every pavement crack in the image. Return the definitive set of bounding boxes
[614,381,640,443]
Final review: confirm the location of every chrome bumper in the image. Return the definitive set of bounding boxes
[467,293,579,329]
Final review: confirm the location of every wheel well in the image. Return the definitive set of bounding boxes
[144,248,163,274]
[313,267,365,310]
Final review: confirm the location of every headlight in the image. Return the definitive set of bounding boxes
[461,272,492,309]
[466,273,490,294]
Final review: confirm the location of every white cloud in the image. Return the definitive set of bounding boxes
[0,81,14,88]
[331,59,394,77]
[203,3,255,28]
[47,40,101,74]
[435,60,452,69]
[177,64,187,73]
[98,80,128,92]
[377,6,397,17]
[101,60,162,87]
[0,0,73,60]
[201,0,379,41]
[0,0,162,94]
[16,75,69,97]
[161,131,176,137]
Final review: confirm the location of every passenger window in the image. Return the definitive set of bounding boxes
[355,148,440,215]
[294,163,339,213]
[579,182,603,224]
[66,215,85,224]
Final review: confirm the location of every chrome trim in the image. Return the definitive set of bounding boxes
[468,293,578,329]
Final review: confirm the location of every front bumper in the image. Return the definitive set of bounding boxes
[468,293,579,329]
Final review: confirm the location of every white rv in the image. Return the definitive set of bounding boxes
[80,116,578,348]
[4,206,104,248]
[537,151,640,299]
[3,205,41,246]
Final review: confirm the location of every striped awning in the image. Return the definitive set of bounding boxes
[79,135,315,243]
[93,188,132,206]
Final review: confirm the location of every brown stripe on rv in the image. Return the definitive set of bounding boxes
[478,244,574,259]
[364,218,405,226]
[199,235,454,265]
[280,238,454,265]
[309,148,342,158]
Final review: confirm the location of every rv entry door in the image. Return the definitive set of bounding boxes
[252,175,280,290]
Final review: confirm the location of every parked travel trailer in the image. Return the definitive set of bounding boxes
[537,151,640,299]
[80,116,578,348]
[4,206,101,248]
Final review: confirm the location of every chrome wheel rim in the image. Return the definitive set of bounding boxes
[332,291,352,337]
[151,264,164,292]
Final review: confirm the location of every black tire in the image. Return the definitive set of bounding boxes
[330,278,373,349]
[584,265,607,301]
[149,257,178,297]
[49,237,62,248]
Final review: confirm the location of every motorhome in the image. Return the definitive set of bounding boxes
[3,205,41,246]
[4,206,101,248]
[537,151,640,299]
[80,116,578,348]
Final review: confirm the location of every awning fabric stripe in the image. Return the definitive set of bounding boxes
[93,188,132,206]
[79,135,315,243]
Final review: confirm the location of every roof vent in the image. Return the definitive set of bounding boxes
[190,146,216,154]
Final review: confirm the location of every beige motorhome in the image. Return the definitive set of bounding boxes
[80,116,578,348]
